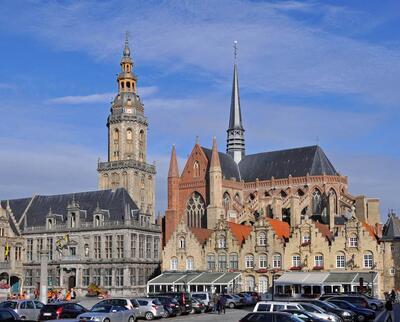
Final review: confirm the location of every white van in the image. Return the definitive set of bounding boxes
[253,301,341,321]
[191,292,213,311]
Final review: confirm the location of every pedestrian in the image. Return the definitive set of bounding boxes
[212,293,218,313]
[70,288,76,300]
[219,294,226,314]
[390,289,396,302]
[385,298,394,322]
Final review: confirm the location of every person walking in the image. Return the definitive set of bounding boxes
[385,298,394,322]
[219,294,226,314]
[70,288,76,300]
[216,294,221,314]
[212,293,218,313]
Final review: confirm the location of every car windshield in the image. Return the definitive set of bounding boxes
[152,299,162,305]
[91,305,112,313]
[0,302,17,309]
[321,301,338,309]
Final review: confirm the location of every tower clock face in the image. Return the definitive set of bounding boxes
[126,107,132,114]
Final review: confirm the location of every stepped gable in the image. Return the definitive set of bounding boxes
[267,218,290,239]
[314,221,334,241]
[239,145,338,182]
[190,227,213,245]
[3,188,138,228]
[228,221,252,246]
[201,147,241,181]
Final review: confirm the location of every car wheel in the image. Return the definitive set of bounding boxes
[370,303,377,310]
[104,319,111,322]
[145,312,154,320]
[176,308,182,316]
[229,302,235,309]
[162,310,169,318]
[357,315,365,322]
[128,316,135,322]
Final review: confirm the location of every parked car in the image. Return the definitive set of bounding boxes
[0,300,44,321]
[152,292,192,314]
[253,301,340,322]
[135,298,164,320]
[327,299,375,321]
[235,293,256,305]
[95,298,140,315]
[191,292,213,310]
[153,296,181,318]
[221,294,243,308]
[77,304,135,322]
[281,309,326,322]
[239,312,304,322]
[0,308,37,322]
[191,298,205,313]
[324,295,369,309]
[38,302,87,321]
[291,299,354,322]
[240,291,260,302]
[319,293,382,310]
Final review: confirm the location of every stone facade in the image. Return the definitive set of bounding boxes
[162,61,396,298]
[97,36,156,221]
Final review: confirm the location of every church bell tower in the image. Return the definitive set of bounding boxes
[97,33,156,221]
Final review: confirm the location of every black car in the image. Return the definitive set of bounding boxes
[154,296,181,317]
[239,312,303,322]
[151,292,192,314]
[38,302,87,321]
[0,308,36,322]
[326,295,369,309]
[281,309,326,322]
[292,299,354,322]
[327,299,375,321]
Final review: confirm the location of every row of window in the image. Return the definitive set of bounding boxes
[26,234,159,261]
[171,251,377,271]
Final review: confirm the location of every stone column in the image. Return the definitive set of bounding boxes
[39,251,48,304]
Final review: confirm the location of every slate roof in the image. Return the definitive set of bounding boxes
[1,188,138,228]
[239,145,338,182]
[201,147,241,181]
[381,214,400,241]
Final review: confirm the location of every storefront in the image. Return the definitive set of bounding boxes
[147,271,242,294]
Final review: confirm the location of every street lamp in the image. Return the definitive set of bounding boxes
[369,271,374,297]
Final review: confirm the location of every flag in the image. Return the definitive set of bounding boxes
[5,241,9,257]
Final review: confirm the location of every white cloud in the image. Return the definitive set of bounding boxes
[46,86,158,105]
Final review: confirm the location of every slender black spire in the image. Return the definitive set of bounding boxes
[226,41,245,163]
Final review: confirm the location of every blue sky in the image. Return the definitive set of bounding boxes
[0,0,399,220]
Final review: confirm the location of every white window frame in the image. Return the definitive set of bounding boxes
[259,255,267,268]
[273,254,281,268]
[292,255,301,267]
[186,257,194,270]
[363,253,373,268]
[336,254,345,268]
[245,255,254,268]
[258,232,267,246]
[171,257,178,270]
[348,236,358,248]
[314,255,324,267]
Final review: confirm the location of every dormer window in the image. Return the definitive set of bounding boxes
[47,219,53,230]
[217,235,226,248]
[70,213,76,228]
[179,237,185,249]
[94,215,101,227]
[0,227,5,237]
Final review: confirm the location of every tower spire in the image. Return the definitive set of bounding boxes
[123,31,131,57]
[210,137,221,169]
[226,41,245,163]
[168,145,179,178]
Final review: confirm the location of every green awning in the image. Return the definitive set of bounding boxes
[324,272,357,284]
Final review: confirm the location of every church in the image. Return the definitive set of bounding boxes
[160,57,399,297]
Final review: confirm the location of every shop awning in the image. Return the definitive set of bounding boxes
[275,272,329,285]
[148,271,241,286]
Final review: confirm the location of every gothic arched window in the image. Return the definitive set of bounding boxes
[126,129,133,141]
[312,189,323,215]
[329,188,338,214]
[223,192,230,210]
[186,192,206,228]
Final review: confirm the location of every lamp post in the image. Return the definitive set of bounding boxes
[370,270,374,297]
[271,270,275,301]
[39,250,48,304]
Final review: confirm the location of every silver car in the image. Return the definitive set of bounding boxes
[0,299,44,320]
[78,304,135,322]
[135,298,164,320]
[95,298,140,317]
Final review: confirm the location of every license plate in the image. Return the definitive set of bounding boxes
[43,313,52,316]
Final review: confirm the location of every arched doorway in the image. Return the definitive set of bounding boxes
[10,276,20,294]
[68,276,76,290]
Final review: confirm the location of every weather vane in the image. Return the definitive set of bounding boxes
[125,30,130,43]
[233,40,238,62]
